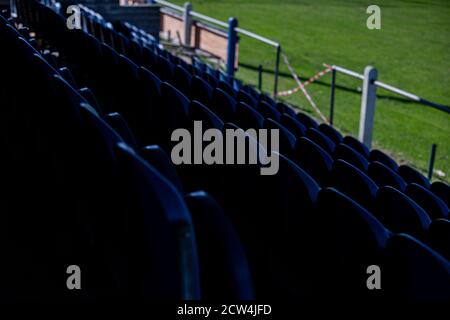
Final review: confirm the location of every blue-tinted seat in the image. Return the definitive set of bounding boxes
[276,102,297,118]
[342,136,370,158]
[431,181,450,208]
[113,142,200,299]
[234,101,264,130]
[398,165,430,188]
[384,234,450,299]
[58,66,77,88]
[186,191,254,300]
[154,54,174,82]
[140,145,184,193]
[210,88,237,123]
[242,84,259,100]
[305,127,336,155]
[189,100,224,130]
[191,75,213,105]
[203,71,218,88]
[318,123,342,145]
[155,82,190,150]
[79,87,103,116]
[139,66,161,94]
[427,219,450,261]
[374,186,431,239]
[330,160,378,210]
[368,161,407,191]
[334,143,369,172]
[104,112,138,150]
[369,149,398,171]
[255,153,320,297]
[257,100,281,121]
[313,188,390,297]
[237,90,257,109]
[280,113,306,138]
[292,137,333,186]
[295,112,318,129]
[405,183,449,220]
[263,118,296,158]
[142,46,156,70]
[258,93,276,107]
[218,80,236,98]
[173,65,192,96]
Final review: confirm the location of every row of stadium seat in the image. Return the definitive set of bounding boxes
[1,0,449,300]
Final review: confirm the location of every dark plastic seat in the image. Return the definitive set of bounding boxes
[79,87,103,116]
[369,149,398,171]
[263,118,296,158]
[234,101,264,130]
[258,93,276,108]
[140,145,184,193]
[305,128,336,155]
[280,113,306,138]
[42,52,58,69]
[139,66,161,94]
[427,219,450,261]
[330,160,378,210]
[275,102,297,118]
[431,181,450,208]
[155,82,190,150]
[313,188,390,297]
[342,136,370,158]
[295,112,318,129]
[154,54,174,82]
[241,84,259,100]
[173,65,192,96]
[334,143,369,172]
[398,165,430,188]
[210,88,237,123]
[252,153,320,297]
[191,75,213,105]
[104,112,138,150]
[318,123,343,145]
[367,161,407,191]
[218,80,236,98]
[113,142,200,299]
[292,137,333,186]
[384,234,450,299]
[405,183,449,220]
[203,71,218,88]
[237,90,257,109]
[189,101,224,130]
[257,100,281,121]
[374,186,431,239]
[185,191,254,300]
[141,46,156,70]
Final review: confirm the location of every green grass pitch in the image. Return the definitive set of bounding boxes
[172,0,450,182]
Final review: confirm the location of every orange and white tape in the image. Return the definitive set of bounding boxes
[280,53,328,123]
[277,64,333,97]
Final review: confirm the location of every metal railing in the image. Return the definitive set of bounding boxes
[154,0,281,97]
[328,64,450,118]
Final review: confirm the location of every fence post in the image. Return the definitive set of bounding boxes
[428,144,437,180]
[183,2,192,47]
[226,17,238,77]
[329,68,336,126]
[358,66,378,148]
[273,44,281,99]
[258,65,263,91]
